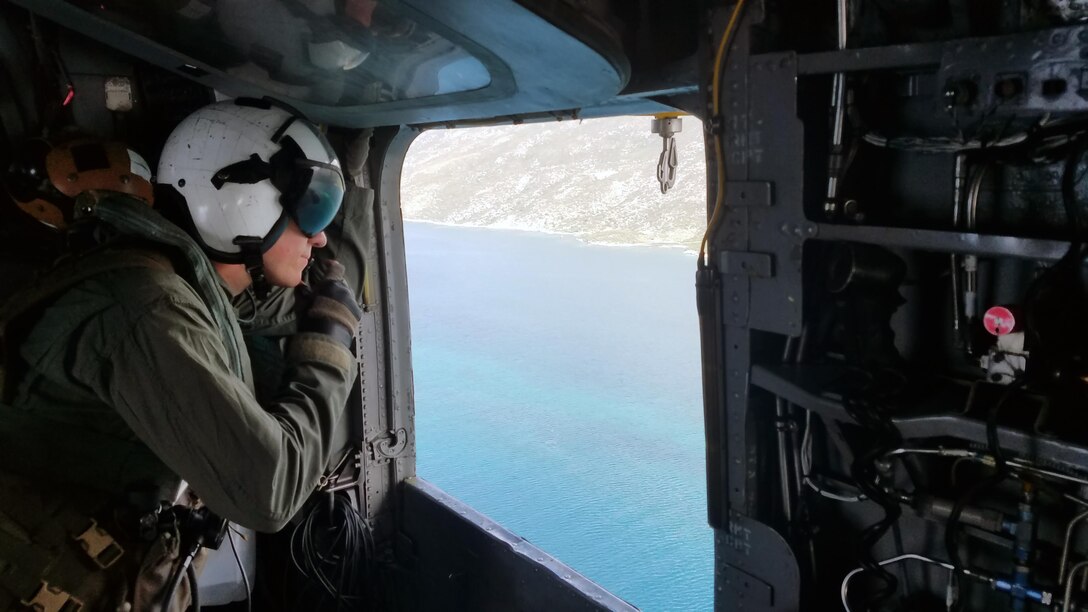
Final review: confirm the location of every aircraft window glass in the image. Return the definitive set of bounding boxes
[64,0,492,106]
[402,116,712,611]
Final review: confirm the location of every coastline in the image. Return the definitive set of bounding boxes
[403,217,700,256]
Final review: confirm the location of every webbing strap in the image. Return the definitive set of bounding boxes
[70,522,123,570]
[0,475,123,602]
[7,579,82,612]
[0,528,50,582]
[0,530,85,611]
[23,582,83,612]
[0,502,121,568]
[1,497,117,562]
[234,236,271,301]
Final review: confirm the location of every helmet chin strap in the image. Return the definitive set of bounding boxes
[233,236,272,300]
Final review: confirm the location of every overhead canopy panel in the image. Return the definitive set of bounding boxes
[17,0,630,127]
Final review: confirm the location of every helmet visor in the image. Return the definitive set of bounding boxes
[287,160,345,237]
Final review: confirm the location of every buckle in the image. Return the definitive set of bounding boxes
[20,580,83,612]
[72,520,124,569]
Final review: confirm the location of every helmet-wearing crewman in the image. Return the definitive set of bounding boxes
[157,98,345,298]
[0,100,362,612]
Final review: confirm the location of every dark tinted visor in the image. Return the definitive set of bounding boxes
[268,136,345,237]
[287,160,345,237]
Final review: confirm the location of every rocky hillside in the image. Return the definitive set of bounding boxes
[401,115,707,248]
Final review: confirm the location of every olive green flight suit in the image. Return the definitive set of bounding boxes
[0,191,368,611]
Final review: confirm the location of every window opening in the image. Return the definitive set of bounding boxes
[402,116,709,611]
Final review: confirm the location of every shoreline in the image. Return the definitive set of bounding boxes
[403,218,700,256]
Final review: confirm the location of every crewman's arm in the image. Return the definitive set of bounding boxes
[92,274,355,532]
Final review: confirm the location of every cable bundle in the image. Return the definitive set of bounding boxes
[838,369,906,609]
[289,491,377,611]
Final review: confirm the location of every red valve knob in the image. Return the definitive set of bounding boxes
[983,305,1020,336]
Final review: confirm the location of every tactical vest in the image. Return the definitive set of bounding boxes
[0,194,244,611]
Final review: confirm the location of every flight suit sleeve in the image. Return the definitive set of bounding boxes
[93,289,353,533]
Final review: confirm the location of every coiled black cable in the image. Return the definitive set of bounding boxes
[289,491,377,611]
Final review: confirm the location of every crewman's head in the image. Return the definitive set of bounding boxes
[157,99,345,293]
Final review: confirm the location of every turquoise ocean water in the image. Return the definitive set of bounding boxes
[405,221,711,612]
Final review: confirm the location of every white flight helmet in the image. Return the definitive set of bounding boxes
[157,99,345,283]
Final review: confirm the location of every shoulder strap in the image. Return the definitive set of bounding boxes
[0,470,127,612]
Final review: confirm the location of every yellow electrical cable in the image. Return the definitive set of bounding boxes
[700,0,748,266]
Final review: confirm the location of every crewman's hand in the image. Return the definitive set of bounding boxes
[299,259,362,349]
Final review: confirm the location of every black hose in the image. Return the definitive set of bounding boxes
[160,540,202,612]
[944,380,1023,575]
[840,370,905,609]
[848,423,903,605]
[186,563,200,612]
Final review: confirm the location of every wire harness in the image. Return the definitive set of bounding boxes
[289,491,378,611]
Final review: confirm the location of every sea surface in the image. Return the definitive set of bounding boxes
[405,221,711,612]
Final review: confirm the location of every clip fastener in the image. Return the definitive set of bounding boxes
[20,580,83,612]
[72,520,124,569]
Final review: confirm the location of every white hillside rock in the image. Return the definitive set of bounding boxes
[402,116,707,248]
